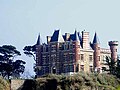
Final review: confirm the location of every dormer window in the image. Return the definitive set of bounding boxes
[43,45,46,52]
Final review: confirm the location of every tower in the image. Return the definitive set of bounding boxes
[73,30,81,72]
[108,41,118,62]
[35,34,42,76]
[92,32,101,72]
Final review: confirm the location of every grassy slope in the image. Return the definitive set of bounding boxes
[20,72,120,90]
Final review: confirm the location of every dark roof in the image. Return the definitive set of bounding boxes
[62,35,66,41]
[78,32,82,42]
[68,30,81,42]
[92,32,100,44]
[74,30,80,41]
[36,33,41,45]
[50,30,64,42]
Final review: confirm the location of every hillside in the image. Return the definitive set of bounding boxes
[18,72,120,90]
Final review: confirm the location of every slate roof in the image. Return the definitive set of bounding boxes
[36,33,41,45]
[67,30,81,41]
[78,32,82,42]
[50,30,64,42]
[92,32,100,44]
[73,30,80,41]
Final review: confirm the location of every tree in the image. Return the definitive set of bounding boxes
[23,45,36,61]
[104,56,120,78]
[23,45,37,73]
[12,60,26,78]
[105,56,117,74]
[0,45,26,79]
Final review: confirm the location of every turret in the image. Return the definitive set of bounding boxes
[92,32,101,72]
[35,34,41,66]
[73,30,81,72]
[108,41,118,62]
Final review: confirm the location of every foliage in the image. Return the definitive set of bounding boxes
[0,45,26,79]
[27,73,120,90]
[105,56,116,74]
[104,56,120,78]
[23,45,36,61]
[23,45,40,75]
[0,77,10,90]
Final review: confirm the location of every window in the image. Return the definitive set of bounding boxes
[69,44,73,49]
[98,56,100,61]
[97,68,100,73]
[45,67,49,73]
[64,54,67,61]
[103,56,106,63]
[81,54,84,61]
[76,64,79,72]
[43,45,46,52]
[102,67,106,72]
[98,47,100,50]
[80,65,84,71]
[89,55,93,62]
[51,44,56,52]
[70,65,74,72]
[69,55,73,61]
[64,44,66,50]
[89,66,93,72]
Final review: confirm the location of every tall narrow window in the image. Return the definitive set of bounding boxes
[89,66,93,72]
[80,65,84,71]
[76,64,79,72]
[89,55,93,62]
[98,56,100,61]
[81,54,84,61]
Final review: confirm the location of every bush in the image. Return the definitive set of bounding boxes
[18,73,120,90]
[0,77,10,90]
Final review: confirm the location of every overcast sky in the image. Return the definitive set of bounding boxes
[0,0,120,75]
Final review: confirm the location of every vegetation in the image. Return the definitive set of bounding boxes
[19,73,120,90]
[23,45,38,74]
[0,45,26,79]
[0,77,10,90]
[104,56,120,78]
[23,45,36,61]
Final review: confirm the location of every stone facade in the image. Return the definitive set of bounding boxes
[35,30,118,76]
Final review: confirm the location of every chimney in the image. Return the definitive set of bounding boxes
[82,30,89,49]
[47,36,51,44]
[65,33,70,40]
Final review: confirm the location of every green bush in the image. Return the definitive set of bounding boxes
[18,73,120,90]
[0,77,10,90]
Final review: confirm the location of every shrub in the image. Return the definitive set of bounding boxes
[0,77,10,90]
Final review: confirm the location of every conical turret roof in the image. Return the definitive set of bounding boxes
[36,33,41,45]
[73,30,80,41]
[92,32,100,44]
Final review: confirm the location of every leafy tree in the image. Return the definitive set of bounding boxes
[105,56,117,74]
[116,57,120,78]
[12,60,26,78]
[0,45,26,79]
[104,56,120,78]
[23,45,38,73]
[23,45,36,61]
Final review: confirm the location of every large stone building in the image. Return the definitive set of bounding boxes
[35,30,118,76]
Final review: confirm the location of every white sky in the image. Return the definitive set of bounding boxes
[0,0,120,75]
